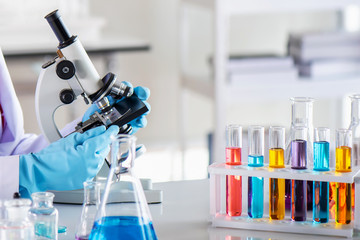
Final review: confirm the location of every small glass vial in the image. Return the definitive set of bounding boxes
[313,127,330,223]
[269,126,285,220]
[76,181,102,240]
[225,125,242,217]
[335,129,352,224]
[28,192,59,239]
[3,199,34,240]
[248,125,264,218]
[291,126,307,222]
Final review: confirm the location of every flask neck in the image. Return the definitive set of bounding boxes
[84,184,101,205]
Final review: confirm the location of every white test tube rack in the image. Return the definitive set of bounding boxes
[208,163,360,238]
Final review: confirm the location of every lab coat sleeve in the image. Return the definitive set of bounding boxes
[11,117,81,155]
[0,155,19,200]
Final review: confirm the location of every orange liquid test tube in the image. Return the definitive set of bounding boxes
[335,129,352,224]
[268,126,285,220]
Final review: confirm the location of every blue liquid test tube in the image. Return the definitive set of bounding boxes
[313,127,330,223]
[247,126,264,218]
[291,126,308,222]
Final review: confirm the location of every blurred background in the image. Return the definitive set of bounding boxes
[0,0,358,182]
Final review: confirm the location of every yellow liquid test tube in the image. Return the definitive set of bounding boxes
[269,127,285,220]
[336,146,351,172]
[335,129,352,224]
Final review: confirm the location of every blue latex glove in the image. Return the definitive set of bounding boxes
[83,84,150,134]
[19,125,119,198]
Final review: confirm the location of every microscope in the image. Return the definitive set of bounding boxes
[35,9,148,143]
[35,10,162,204]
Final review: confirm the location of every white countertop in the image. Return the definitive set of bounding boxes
[56,179,360,240]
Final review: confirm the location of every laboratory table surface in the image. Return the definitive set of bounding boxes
[56,179,360,240]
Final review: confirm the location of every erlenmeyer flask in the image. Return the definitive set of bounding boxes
[89,134,157,240]
[348,94,360,167]
[75,181,101,240]
[285,97,314,210]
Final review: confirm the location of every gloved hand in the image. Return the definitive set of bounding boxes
[83,83,150,134]
[19,125,119,198]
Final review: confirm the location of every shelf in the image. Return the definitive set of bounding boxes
[182,0,360,15]
[1,34,150,58]
[182,74,360,102]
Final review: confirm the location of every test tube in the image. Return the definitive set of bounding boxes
[248,126,264,218]
[335,129,352,224]
[313,127,330,223]
[291,126,307,221]
[225,125,242,217]
[269,126,285,220]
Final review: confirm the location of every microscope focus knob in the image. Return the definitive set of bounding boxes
[60,89,76,104]
[56,60,75,80]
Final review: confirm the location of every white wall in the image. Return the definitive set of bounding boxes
[1,0,350,181]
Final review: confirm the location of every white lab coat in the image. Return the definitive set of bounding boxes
[0,48,81,199]
[0,48,50,199]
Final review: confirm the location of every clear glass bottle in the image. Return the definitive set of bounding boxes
[269,126,285,220]
[285,97,314,211]
[89,134,157,240]
[75,181,101,240]
[335,129,352,224]
[348,94,360,167]
[290,126,308,222]
[225,124,242,217]
[313,127,330,223]
[28,192,59,240]
[2,199,34,240]
[247,125,264,219]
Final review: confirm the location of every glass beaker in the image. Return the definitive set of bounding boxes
[348,94,360,167]
[285,97,314,211]
[75,181,101,240]
[89,134,157,240]
[225,124,242,217]
[28,192,58,240]
[2,199,34,240]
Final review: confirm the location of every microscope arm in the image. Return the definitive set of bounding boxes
[35,62,71,143]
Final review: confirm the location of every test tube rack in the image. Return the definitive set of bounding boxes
[208,163,360,238]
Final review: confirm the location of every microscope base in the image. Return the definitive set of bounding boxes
[50,178,163,204]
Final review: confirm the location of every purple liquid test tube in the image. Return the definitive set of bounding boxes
[290,127,307,221]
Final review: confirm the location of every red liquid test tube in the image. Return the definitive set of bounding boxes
[225,125,242,216]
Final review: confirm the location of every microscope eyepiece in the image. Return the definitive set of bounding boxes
[45,9,77,49]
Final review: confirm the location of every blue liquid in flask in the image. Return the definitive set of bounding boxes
[248,155,264,218]
[89,216,158,240]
